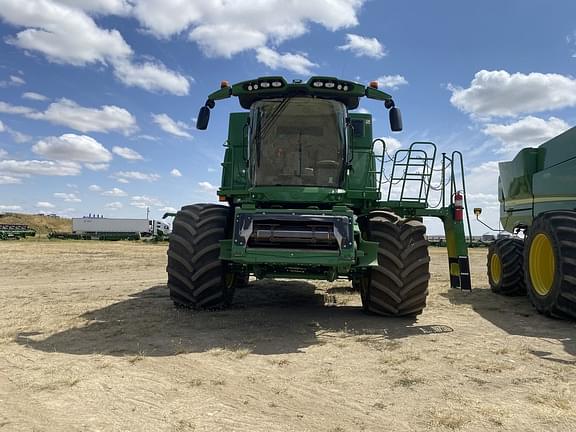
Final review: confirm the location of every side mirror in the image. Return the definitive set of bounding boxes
[389,107,403,132]
[197,106,210,130]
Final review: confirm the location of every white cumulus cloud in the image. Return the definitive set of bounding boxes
[0,75,25,87]
[36,201,55,209]
[33,134,112,162]
[449,70,576,118]
[376,75,408,90]
[22,92,48,101]
[0,159,81,176]
[114,171,160,182]
[152,113,192,138]
[53,192,81,202]
[0,175,22,184]
[113,59,190,96]
[170,168,182,177]
[88,184,102,192]
[101,187,127,197]
[0,0,190,96]
[28,99,137,134]
[483,116,570,155]
[198,181,218,192]
[112,146,143,160]
[0,0,132,65]
[55,0,132,15]
[85,163,109,171]
[105,201,123,209]
[130,195,164,208]
[133,0,363,57]
[256,47,318,75]
[338,34,385,58]
[0,101,35,115]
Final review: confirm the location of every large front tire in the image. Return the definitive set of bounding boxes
[525,211,576,319]
[167,204,237,310]
[360,212,430,317]
[487,238,525,296]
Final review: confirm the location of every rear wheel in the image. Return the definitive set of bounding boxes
[525,211,576,319]
[360,212,430,317]
[487,238,525,295]
[167,204,237,310]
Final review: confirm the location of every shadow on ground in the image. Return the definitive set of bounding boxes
[17,280,452,357]
[443,288,576,362]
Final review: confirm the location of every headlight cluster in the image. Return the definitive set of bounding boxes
[311,80,350,91]
[245,80,284,91]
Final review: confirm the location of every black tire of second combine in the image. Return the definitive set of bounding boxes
[361,212,430,317]
[524,211,576,319]
[166,204,237,310]
[487,238,526,296]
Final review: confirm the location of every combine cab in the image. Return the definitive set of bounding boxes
[167,76,472,316]
[483,126,576,319]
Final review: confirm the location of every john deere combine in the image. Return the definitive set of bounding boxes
[167,76,471,316]
[485,126,576,319]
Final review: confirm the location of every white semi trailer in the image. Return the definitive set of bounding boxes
[72,217,171,237]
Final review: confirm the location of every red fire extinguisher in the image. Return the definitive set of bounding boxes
[454,191,464,222]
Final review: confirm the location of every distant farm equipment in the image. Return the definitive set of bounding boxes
[49,217,170,241]
[0,224,36,240]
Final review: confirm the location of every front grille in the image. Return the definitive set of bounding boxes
[234,213,352,252]
[248,220,338,250]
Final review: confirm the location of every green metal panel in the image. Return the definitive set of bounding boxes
[346,113,378,199]
[220,112,249,194]
[499,125,576,231]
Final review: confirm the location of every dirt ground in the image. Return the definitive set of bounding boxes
[0,241,574,432]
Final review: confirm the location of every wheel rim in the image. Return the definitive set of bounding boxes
[490,253,502,284]
[529,233,555,296]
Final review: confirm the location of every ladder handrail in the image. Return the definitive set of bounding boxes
[387,142,437,203]
[450,151,473,245]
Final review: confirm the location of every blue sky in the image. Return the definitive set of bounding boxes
[0,0,575,234]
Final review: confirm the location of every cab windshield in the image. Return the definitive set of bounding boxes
[249,97,347,187]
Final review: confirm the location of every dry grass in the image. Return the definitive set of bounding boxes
[0,213,71,234]
[429,409,469,430]
[527,393,572,410]
[1,243,575,431]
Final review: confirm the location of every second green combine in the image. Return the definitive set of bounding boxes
[480,126,576,320]
[167,76,472,316]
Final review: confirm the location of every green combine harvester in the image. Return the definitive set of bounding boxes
[482,126,576,319]
[167,76,472,316]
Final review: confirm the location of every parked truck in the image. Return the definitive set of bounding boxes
[50,217,170,240]
[74,217,170,238]
[484,126,576,319]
